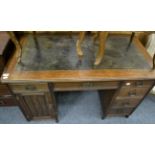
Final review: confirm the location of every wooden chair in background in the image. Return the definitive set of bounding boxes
[8,31,110,66]
[7,31,41,64]
[7,32,22,64]
[76,31,109,66]
[127,31,155,69]
[76,31,155,69]
[7,31,155,69]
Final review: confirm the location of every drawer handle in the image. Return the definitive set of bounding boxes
[125,82,131,86]
[128,91,136,97]
[25,85,36,91]
[136,81,143,87]
[82,82,94,87]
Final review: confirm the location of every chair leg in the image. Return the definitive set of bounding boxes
[92,31,98,43]
[76,31,85,61]
[153,53,155,70]
[94,32,108,66]
[127,32,135,50]
[32,31,42,62]
[7,31,22,63]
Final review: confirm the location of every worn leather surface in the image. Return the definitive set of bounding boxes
[15,34,151,71]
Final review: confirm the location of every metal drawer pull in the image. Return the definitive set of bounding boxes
[25,85,36,91]
[128,91,136,97]
[125,82,131,86]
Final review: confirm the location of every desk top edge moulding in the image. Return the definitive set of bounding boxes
[1,31,155,83]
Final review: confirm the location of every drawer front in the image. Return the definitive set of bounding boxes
[107,107,133,116]
[116,87,150,99]
[112,98,141,108]
[10,83,49,93]
[0,84,11,95]
[54,81,120,91]
[0,97,17,106]
[122,80,154,88]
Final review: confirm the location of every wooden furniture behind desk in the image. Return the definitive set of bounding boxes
[0,32,17,106]
[76,31,109,66]
[1,32,155,121]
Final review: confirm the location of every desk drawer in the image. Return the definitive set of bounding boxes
[10,83,49,93]
[0,84,11,95]
[116,87,150,99]
[122,80,154,88]
[112,98,140,108]
[54,81,120,91]
[108,107,133,116]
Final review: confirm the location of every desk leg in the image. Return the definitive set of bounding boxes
[101,114,106,120]
[48,83,59,123]
[125,115,129,118]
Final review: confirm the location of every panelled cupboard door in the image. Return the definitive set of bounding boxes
[17,92,57,121]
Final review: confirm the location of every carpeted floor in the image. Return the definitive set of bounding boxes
[0,91,155,124]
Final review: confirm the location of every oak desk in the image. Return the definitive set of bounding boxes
[1,33,155,121]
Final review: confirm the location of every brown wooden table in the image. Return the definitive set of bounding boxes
[1,32,155,121]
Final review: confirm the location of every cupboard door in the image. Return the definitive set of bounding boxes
[17,92,57,121]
